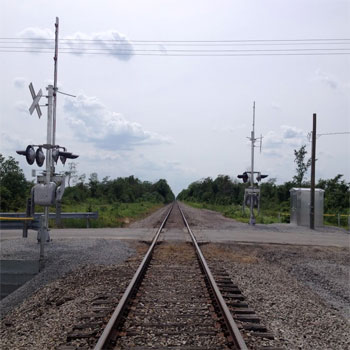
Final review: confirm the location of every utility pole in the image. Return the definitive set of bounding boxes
[249,102,256,225]
[310,113,317,229]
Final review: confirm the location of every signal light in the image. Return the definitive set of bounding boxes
[17,145,79,166]
[237,172,249,183]
[35,147,45,167]
[59,151,79,165]
[16,145,36,165]
[58,151,79,159]
[60,154,67,165]
[52,149,59,163]
[256,174,268,182]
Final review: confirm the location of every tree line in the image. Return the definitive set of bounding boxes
[0,154,174,211]
[64,173,175,205]
[1,148,349,215]
[177,174,349,214]
[178,144,349,214]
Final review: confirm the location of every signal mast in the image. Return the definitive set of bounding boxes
[237,102,267,225]
[16,18,78,256]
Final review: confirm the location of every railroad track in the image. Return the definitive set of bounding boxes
[58,201,279,350]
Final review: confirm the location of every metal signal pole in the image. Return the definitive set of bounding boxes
[310,113,317,229]
[42,85,54,243]
[19,17,78,264]
[249,102,256,225]
[52,17,59,148]
[41,17,59,243]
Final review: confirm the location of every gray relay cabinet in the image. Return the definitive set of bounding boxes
[290,188,325,227]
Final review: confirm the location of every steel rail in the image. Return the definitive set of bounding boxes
[178,202,248,350]
[94,202,174,350]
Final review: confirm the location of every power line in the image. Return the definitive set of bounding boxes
[1,36,349,56]
[1,46,349,52]
[2,41,350,47]
[317,132,350,137]
[307,131,350,141]
[1,37,349,42]
[1,49,349,56]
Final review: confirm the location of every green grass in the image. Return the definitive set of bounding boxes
[323,214,350,229]
[184,201,290,224]
[47,201,163,228]
[184,201,349,229]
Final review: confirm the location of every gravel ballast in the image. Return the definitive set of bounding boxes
[0,236,134,318]
[203,243,350,349]
[1,202,349,349]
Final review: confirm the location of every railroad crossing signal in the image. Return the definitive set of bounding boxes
[16,145,78,167]
[237,171,268,183]
[237,172,249,183]
[256,173,268,182]
[29,83,43,118]
[16,145,36,165]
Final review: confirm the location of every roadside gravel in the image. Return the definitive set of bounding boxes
[0,237,134,318]
[128,203,171,228]
[202,243,350,350]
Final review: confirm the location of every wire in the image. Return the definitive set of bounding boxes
[1,37,349,56]
[1,46,349,52]
[2,41,350,47]
[1,49,349,56]
[1,37,349,42]
[317,132,350,137]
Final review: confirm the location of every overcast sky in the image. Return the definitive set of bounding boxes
[1,0,349,195]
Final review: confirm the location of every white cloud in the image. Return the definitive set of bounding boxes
[271,102,281,111]
[281,125,305,140]
[1,132,28,152]
[64,94,170,150]
[263,125,308,157]
[212,124,246,133]
[13,77,26,88]
[18,28,134,60]
[263,149,284,158]
[19,27,53,40]
[315,69,339,90]
[14,101,28,113]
